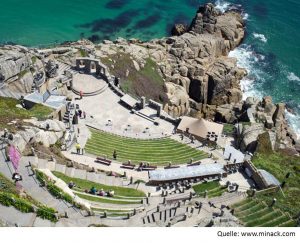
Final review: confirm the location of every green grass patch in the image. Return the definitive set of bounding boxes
[85,129,207,165]
[192,181,227,198]
[79,49,89,57]
[52,171,145,198]
[223,124,235,135]
[245,210,283,227]
[193,181,220,194]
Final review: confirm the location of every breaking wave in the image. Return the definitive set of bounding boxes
[287,72,300,82]
[215,0,231,13]
[286,109,300,139]
[253,33,267,43]
[229,44,264,99]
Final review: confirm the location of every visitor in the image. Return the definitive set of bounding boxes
[108,190,115,197]
[98,189,105,196]
[78,110,82,118]
[90,186,97,195]
[2,128,8,138]
[113,150,117,160]
[68,181,75,189]
[76,143,81,154]
[79,90,83,99]
[83,111,86,119]
[12,172,22,183]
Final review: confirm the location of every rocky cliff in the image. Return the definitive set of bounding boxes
[93,3,246,117]
[0,45,44,93]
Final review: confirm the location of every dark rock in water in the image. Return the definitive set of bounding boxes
[171,24,188,36]
[105,0,131,9]
[88,34,100,42]
[78,9,139,34]
[134,13,161,29]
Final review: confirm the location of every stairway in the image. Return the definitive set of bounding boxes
[57,62,78,76]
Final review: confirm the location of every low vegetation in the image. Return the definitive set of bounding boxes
[252,152,300,217]
[0,97,53,131]
[0,173,57,222]
[101,53,168,103]
[85,129,207,165]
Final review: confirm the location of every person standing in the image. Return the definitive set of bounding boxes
[113,150,117,160]
[79,90,83,100]
[76,143,81,155]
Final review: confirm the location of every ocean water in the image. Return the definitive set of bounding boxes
[0,0,299,136]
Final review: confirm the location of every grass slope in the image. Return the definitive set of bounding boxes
[52,171,145,198]
[85,129,207,165]
[101,53,168,103]
[192,181,227,198]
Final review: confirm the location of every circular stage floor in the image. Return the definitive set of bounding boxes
[72,74,107,95]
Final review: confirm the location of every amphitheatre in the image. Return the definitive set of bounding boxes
[0,3,299,228]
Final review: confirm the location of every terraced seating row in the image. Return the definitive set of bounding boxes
[86,129,207,164]
[231,199,297,227]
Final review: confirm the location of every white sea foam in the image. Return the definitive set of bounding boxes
[253,33,267,43]
[215,0,230,13]
[242,13,249,20]
[285,110,300,139]
[229,45,264,100]
[287,72,300,82]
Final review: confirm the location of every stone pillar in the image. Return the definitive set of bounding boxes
[141,96,146,109]
[157,104,162,117]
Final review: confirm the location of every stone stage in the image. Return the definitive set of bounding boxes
[72,73,108,96]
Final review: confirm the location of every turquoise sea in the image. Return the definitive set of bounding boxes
[0,0,299,136]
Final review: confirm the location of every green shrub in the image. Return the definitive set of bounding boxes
[46,183,73,204]
[47,183,63,198]
[0,192,34,213]
[14,198,34,213]
[0,192,14,206]
[35,170,46,186]
[37,206,57,222]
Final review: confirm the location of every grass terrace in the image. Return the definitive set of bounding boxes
[192,181,227,198]
[231,198,296,227]
[85,129,207,165]
[52,171,146,198]
[252,152,300,217]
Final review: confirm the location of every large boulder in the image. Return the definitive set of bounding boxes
[237,123,265,152]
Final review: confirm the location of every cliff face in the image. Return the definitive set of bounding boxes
[0,45,44,93]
